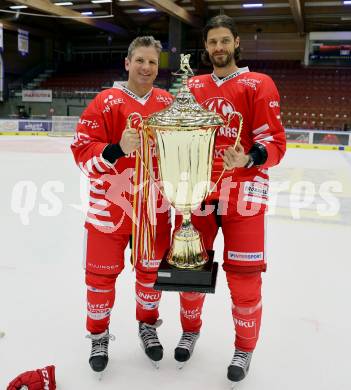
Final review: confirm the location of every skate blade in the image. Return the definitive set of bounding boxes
[228,380,240,390]
[94,371,104,381]
[139,342,160,369]
[176,361,186,370]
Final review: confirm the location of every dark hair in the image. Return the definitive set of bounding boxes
[201,15,240,65]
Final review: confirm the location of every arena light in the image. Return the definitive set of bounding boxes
[343,0,351,4]
[81,11,94,15]
[9,5,28,9]
[242,3,263,7]
[138,8,157,12]
[54,2,73,5]
[92,0,112,2]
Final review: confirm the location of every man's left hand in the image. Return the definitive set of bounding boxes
[223,142,250,170]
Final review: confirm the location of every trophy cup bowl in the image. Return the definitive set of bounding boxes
[145,56,224,292]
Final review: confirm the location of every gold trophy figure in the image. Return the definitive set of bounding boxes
[145,54,225,293]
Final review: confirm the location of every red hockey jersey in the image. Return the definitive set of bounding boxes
[71,83,173,234]
[188,67,286,196]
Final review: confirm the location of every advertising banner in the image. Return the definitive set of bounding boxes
[18,120,52,132]
[22,90,52,102]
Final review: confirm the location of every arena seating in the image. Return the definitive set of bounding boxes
[38,66,172,97]
[39,60,350,131]
[239,60,351,131]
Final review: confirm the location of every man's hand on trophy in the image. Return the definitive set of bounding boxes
[223,142,250,170]
[120,128,141,154]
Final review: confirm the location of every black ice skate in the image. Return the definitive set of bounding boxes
[174,332,200,369]
[227,349,253,387]
[138,319,163,368]
[86,329,115,378]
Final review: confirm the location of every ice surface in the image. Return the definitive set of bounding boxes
[1,137,350,390]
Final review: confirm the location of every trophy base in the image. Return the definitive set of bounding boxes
[154,250,218,293]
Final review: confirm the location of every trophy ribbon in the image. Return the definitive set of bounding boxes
[127,112,157,269]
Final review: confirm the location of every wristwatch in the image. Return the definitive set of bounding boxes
[244,154,254,168]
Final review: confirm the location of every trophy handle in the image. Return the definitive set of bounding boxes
[209,110,244,194]
[226,111,244,149]
[126,112,144,131]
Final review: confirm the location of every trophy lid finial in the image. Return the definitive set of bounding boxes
[173,54,194,80]
[147,54,223,128]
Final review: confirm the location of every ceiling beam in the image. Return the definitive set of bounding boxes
[144,0,201,27]
[6,0,128,35]
[191,0,207,17]
[0,19,52,37]
[289,0,304,34]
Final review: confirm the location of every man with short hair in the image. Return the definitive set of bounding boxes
[71,36,200,373]
[183,15,286,384]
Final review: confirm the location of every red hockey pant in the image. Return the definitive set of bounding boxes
[84,228,204,334]
[176,199,266,352]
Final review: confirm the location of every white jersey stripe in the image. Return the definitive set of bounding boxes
[89,197,108,206]
[93,156,105,173]
[255,135,274,142]
[86,216,114,227]
[79,162,89,176]
[90,186,106,195]
[253,123,269,135]
[88,208,111,217]
[86,158,94,173]
[243,195,268,204]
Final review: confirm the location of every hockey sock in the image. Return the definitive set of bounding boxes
[179,292,206,332]
[226,271,262,351]
[86,272,117,334]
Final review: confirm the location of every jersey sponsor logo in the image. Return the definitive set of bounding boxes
[137,291,161,301]
[269,100,279,108]
[237,78,261,90]
[203,96,236,117]
[41,368,50,390]
[202,97,238,138]
[188,78,205,89]
[243,182,268,198]
[218,126,238,138]
[87,262,119,271]
[141,258,162,268]
[234,316,257,339]
[104,94,114,104]
[72,131,90,146]
[120,85,152,105]
[78,118,99,129]
[214,148,225,158]
[88,301,110,310]
[181,307,201,319]
[234,318,255,328]
[211,68,249,85]
[102,94,125,113]
[228,251,264,261]
[156,95,173,105]
[87,308,111,321]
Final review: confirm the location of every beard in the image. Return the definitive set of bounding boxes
[208,51,234,68]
